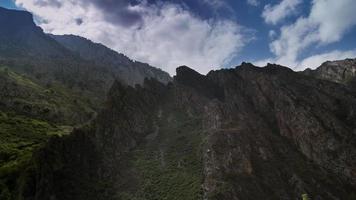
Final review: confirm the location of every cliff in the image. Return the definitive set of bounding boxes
[15,62,356,200]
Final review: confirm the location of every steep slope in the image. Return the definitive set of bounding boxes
[0,6,115,105]
[50,34,171,85]
[14,63,356,200]
[0,66,95,124]
[0,7,172,200]
[0,111,72,200]
[0,7,70,59]
[0,7,171,102]
[303,58,356,84]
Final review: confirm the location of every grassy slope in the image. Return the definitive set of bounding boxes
[0,111,72,199]
[0,66,96,125]
[118,108,205,200]
[0,66,94,199]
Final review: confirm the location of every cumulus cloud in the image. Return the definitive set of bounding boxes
[256,0,356,70]
[262,0,302,25]
[253,49,356,71]
[14,0,249,75]
[296,50,356,70]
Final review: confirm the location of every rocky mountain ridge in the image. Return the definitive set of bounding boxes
[0,6,171,125]
[0,7,171,101]
[0,7,170,200]
[303,58,356,84]
[1,5,356,200]
[11,61,356,200]
[50,34,171,86]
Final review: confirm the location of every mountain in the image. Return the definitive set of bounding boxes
[0,7,69,58]
[0,5,171,133]
[0,7,171,200]
[9,62,355,200]
[303,58,356,93]
[50,34,171,86]
[1,6,356,200]
[303,58,356,84]
[0,7,171,101]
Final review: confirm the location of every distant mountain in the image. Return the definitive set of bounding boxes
[0,7,171,99]
[0,7,171,198]
[15,61,356,200]
[0,6,172,123]
[0,7,71,59]
[50,34,171,86]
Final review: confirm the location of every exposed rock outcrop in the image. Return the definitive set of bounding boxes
[303,58,356,84]
[18,63,356,200]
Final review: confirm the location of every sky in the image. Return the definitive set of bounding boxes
[1,0,356,75]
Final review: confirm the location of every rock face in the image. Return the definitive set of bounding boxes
[303,58,356,84]
[18,63,356,200]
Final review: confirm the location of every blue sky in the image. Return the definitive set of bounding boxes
[1,0,356,74]
[1,0,16,9]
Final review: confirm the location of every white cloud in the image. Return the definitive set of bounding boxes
[262,0,302,25]
[309,0,356,43]
[247,0,259,6]
[257,0,356,70]
[296,50,356,71]
[14,0,249,75]
[253,49,356,71]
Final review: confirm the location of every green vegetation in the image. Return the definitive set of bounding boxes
[0,66,96,125]
[0,111,71,199]
[123,110,204,200]
[0,65,97,199]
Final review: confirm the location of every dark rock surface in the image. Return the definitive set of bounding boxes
[18,63,356,200]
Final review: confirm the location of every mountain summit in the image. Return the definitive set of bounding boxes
[0,6,171,87]
[0,6,171,121]
[0,7,36,32]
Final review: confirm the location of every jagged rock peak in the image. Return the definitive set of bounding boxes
[322,58,356,66]
[175,65,206,86]
[303,58,356,84]
[240,61,256,67]
[175,65,202,77]
[175,66,225,100]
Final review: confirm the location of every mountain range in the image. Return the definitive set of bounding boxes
[0,6,355,200]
